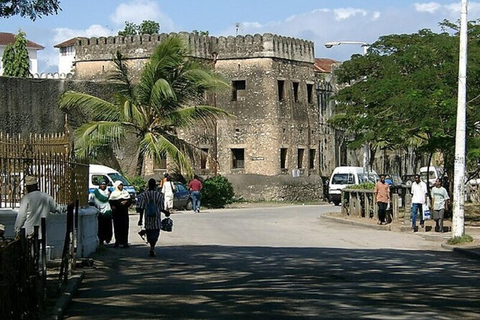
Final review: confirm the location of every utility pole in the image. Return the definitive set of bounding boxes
[452,0,468,237]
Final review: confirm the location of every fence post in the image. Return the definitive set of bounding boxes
[41,217,47,303]
[404,193,412,226]
[392,194,399,222]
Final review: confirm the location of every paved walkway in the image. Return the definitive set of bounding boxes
[50,206,480,319]
[322,211,480,259]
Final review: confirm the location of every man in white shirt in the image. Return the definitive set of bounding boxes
[411,174,428,232]
[14,176,63,239]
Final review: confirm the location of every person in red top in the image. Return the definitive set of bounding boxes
[188,175,203,213]
[374,174,390,225]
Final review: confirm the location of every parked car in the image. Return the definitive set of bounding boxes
[172,182,193,210]
[379,173,402,186]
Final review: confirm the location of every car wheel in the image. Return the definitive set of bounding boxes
[333,201,340,206]
[185,199,193,211]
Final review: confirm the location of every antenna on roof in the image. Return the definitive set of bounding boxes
[235,23,240,36]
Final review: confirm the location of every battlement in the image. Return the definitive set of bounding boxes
[74,32,314,64]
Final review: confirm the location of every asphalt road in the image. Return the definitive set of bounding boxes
[63,204,480,319]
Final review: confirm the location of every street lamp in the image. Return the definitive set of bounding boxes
[325,41,370,175]
[324,41,369,55]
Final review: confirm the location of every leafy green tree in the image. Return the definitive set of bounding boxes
[0,0,60,20]
[1,44,15,75]
[118,21,139,36]
[118,20,160,36]
[329,22,480,179]
[59,35,231,177]
[2,31,31,78]
[139,20,160,35]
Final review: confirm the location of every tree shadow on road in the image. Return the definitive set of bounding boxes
[64,244,480,319]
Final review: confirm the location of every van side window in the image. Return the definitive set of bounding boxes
[92,175,111,186]
[332,173,354,185]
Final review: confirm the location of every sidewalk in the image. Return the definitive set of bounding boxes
[321,211,480,261]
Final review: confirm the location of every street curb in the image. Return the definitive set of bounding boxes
[51,271,85,320]
[321,214,392,231]
[322,213,480,261]
[441,243,480,261]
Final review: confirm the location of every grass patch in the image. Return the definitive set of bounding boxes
[447,234,474,245]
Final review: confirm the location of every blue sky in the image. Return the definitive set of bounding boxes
[0,0,478,73]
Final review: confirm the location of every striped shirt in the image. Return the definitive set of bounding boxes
[137,190,164,230]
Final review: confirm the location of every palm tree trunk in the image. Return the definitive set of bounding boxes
[136,152,144,176]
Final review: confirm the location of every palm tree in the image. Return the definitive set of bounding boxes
[60,35,231,176]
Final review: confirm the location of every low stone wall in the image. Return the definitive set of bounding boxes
[225,174,323,202]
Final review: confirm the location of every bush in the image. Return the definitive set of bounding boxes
[127,176,147,194]
[345,183,375,190]
[202,175,234,208]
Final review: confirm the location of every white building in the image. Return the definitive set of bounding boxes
[54,38,77,75]
[0,32,44,75]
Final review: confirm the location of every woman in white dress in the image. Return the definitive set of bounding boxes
[161,175,176,213]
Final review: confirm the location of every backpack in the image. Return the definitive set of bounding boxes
[145,198,158,217]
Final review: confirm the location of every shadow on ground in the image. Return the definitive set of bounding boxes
[64,244,480,320]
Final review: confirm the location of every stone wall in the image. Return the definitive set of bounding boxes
[73,32,314,80]
[226,174,323,202]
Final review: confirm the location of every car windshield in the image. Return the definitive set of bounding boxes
[331,173,354,185]
[108,173,131,186]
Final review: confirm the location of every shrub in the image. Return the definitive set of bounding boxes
[128,176,147,194]
[202,175,234,208]
[345,183,375,190]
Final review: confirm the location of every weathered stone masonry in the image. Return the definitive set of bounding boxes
[1,32,324,201]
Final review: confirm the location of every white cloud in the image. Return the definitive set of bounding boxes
[414,2,442,13]
[52,25,115,44]
[108,0,174,31]
[333,8,367,21]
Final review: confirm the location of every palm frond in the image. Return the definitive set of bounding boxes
[140,132,194,177]
[59,91,122,121]
[108,51,136,100]
[74,121,126,158]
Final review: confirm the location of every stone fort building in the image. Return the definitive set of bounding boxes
[56,32,329,201]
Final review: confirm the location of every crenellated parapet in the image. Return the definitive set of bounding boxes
[74,32,315,64]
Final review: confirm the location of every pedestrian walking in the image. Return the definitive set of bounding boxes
[137,178,165,257]
[411,174,428,232]
[431,178,450,232]
[14,175,63,239]
[188,175,203,213]
[89,180,112,245]
[109,180,132,248]
[161,174,176,214]
[374,174,390,225]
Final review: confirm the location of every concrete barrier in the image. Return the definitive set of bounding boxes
[0,206,99,259]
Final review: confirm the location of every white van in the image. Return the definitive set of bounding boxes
[88,164,137,201]
[419,166,445,187]
[328,166,379,206]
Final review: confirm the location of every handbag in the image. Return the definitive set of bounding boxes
[423,203,431,220]
[161,217,173,232]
